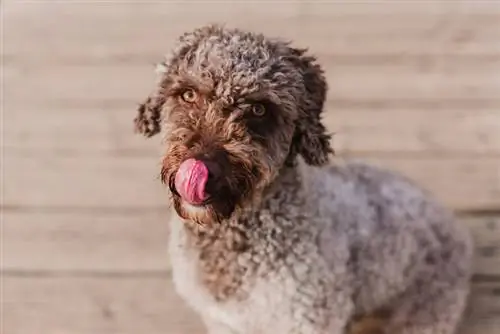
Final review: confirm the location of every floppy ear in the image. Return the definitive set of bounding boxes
[290,48,333,166]
[133,63,168,138]
[134,94,165,138]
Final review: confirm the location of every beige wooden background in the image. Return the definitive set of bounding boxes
[2,0,500,333]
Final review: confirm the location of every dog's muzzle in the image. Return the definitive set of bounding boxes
[172,153,227,206]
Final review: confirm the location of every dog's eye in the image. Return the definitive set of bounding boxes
[251,103,266,117]
[181,89,197,103]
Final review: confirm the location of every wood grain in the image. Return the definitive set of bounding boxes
[5,60,500,105]
[4,105,500,155]
[466,216,500,277]
[351,156,500,211]
[2,275,498,334]
[4,0,500,64]
[3,152,499,211]
[2,276,205,334]
[3,213,499,276]
[2,211,171,272]
[2,152,165,208]
[326,109,500,155]
[460,280,500,334]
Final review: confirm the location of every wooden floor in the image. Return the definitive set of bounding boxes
[2,1,500,333]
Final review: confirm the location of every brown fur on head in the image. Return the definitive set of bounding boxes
[134,24,333,224]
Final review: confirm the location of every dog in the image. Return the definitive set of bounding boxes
[134,24,474,334]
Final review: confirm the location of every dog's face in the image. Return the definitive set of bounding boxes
[135,25,332,224]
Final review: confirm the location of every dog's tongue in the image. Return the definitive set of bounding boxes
[174,158,209,205]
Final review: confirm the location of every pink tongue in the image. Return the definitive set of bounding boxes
[174,158,209,205]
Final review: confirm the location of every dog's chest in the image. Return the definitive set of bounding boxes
[167,215,328,332]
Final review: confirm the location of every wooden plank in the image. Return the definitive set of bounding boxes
[325,109,500,155]
[459,280,500,334]
[345,156,500,211]
[4,105,499,155]
[2,104,121,154]
[3,211,499,276]
[3,1,499,66]
[5,59,500,108]
[2,153,167,209]
[4,152,499,211]
[2,275,498,334]
[2,211,171,272]
[466,216,500,277]
[324,62,500,101]
[299,2,500,57]
[1,276,205,334]
[1,104,160,155]
[3,64,154,106]
[300,0,500,16]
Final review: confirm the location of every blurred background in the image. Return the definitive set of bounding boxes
[2,0,499,333]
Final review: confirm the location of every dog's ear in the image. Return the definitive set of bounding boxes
[290,49,333,166]
[133,63,168,138]
[134,94,165,138]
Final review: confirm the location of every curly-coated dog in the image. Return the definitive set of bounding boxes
[134,24,474,334]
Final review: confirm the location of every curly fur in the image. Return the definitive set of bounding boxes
[135,24,474,334]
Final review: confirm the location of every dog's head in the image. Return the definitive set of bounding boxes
[135,25,333,224]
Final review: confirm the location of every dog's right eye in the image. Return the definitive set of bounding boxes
[251,103,266,117]
[181,89,197,103]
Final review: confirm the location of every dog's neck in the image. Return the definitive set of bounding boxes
[258,162,304,206]
[173,160,316,301]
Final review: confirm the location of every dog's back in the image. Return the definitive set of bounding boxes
[307,160,474,329]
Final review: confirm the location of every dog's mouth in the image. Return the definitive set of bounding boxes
[173,158,210,205]
[168,170,213,208]
[167,157,234,209]
[165,155,255,222]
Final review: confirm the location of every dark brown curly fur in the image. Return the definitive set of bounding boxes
[135,24,333,225]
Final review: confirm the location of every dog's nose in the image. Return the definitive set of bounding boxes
[202,160,223,182]
[193,152,225,182]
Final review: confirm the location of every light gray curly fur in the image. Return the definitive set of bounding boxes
[135,24,474,334]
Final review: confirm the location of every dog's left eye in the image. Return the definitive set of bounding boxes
[181,89,197,103]
[251,103,266,117]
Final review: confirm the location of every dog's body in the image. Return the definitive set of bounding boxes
[168,160,472,334]
[135,25,473,333]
